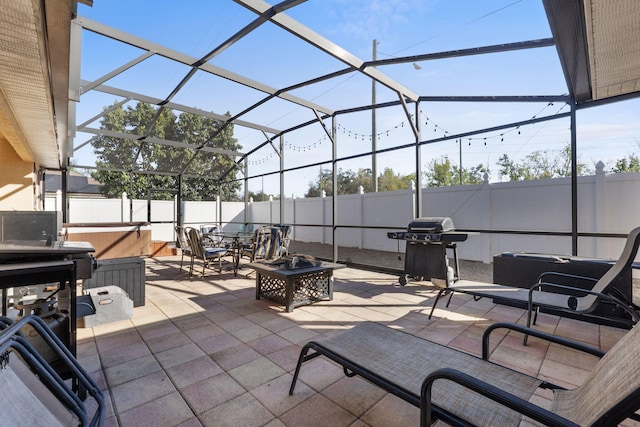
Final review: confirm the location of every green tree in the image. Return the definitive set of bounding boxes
[611,153,640,173]
[425,157,488,187]
[247,191,270,201]
[378,167,415,191]
[497,143,586,181]
[305,167,416,196]
[304,168,361,197]
[91,102,241,200]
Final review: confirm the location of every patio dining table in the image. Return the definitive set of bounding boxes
[202,230,254,276]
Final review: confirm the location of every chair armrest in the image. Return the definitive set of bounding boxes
[537,271,598,285]
[530,281,606,297]
[420,368,580,427]
[528,281,639,316]
[535,272,597,297]
[536,274,640,312]
[482,322,605,360]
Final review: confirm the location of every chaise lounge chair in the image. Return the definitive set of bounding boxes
[290,320,640,426]
[0,315,105,426]
[428,227,640,342]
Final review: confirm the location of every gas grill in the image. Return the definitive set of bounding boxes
[387,217,467,286]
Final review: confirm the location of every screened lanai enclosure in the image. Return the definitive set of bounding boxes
[48,0,640,263]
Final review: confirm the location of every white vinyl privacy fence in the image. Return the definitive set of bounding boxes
[46,169,640,263]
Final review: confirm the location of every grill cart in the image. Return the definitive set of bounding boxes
[387,217,467,286]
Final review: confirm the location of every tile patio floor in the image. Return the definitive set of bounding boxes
[76,255,634,427]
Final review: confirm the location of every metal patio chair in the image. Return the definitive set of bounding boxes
[175,225,192,271]
[428,227,640,343]
[274,224,293,258]
[185,226,228,278]
[241,226,282,262]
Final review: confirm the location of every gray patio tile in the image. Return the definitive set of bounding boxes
[144,330,193,353]
[279,393,357,427]
[359,394,419,427]
[99,340,152,369]
[260,316,298,333]
[294,357,344,392]
[180,372,245,415]
[539,358,592,389]
[197,331,243,355]
[104,354,162,387]
[322,376,387,418]
[216,316,256,332]
[265,344,304,372]
[229,323,271,343]
[137,320,182,341]
[155,342,207,369]
[110,370,176,413]
[183,323,225,341]
[227,357,286,390]
[118,391,194,427]
[247,333,292,355]
[211,343,262,371]
[175,418,204,427]
[276,325,320,345]
[165,355,224,389]
[94,329,144,353]
[199,392,274,427]
[173,313,218,331]
[251,373,314,417]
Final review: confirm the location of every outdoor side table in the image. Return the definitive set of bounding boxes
[247,260,338,312]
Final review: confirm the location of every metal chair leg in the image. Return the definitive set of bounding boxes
[428,289,449,319]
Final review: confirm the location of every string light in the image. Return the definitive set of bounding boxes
[277,119,411,154]
[421,101,566,147]
[249,102,565,165]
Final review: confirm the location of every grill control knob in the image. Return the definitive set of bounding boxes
[410,233,418,240]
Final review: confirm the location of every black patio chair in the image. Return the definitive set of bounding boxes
[290,320,640,427]
[428,227,640,343]
[0,315,105,426]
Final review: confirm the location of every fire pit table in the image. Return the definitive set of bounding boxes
[247,256,343,312]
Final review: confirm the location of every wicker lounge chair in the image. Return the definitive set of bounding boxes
[290,321,640,426]
[428,227,640,340]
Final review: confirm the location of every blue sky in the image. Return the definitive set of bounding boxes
[74,0,640,197]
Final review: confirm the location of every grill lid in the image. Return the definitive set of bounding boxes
[407,217,454,233]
